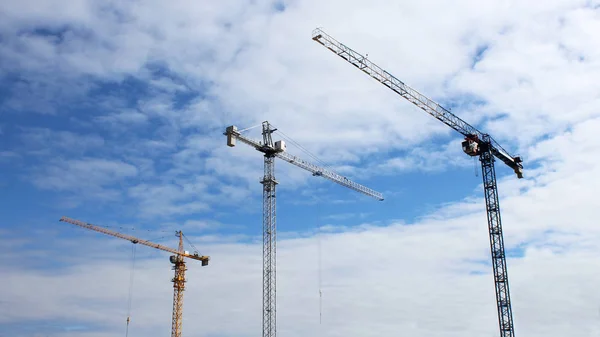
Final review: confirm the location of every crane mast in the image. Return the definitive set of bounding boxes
[171,231,186,337]
[312,28,522,337]
[260,122,278,337]
[225,121,382,337]
[59,216,209,337]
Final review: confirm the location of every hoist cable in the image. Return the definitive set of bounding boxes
[272,127,332,171]
[181,232,200,254]
[125,243,137,337]
[315,198,323,328]
[318,227,322,325]
[237,123,262,133]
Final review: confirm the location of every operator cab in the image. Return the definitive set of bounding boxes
[462,134,480,156]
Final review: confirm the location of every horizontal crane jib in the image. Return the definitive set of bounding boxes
[276,151,383,201]
[225,126,383,201]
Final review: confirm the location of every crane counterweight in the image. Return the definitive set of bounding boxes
[226,125,238,147]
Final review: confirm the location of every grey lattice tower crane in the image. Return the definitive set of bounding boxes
[312,28,523,337]
[225,121,383,337]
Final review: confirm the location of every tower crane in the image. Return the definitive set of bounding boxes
[225,121,383,337]
[312,28,523,337]
[59,216,209,337]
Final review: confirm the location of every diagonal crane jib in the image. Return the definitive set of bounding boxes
[311,28,521,337]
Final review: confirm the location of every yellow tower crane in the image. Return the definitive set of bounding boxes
[59,216,210,337]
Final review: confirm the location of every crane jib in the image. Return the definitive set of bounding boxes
[312,28,523,178]
[58,216,210,263]
[225,125,384,201]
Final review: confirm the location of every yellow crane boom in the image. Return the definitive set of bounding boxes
[59,216,209,337]
[59,216,209,263]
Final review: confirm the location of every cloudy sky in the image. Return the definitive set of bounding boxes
[2,0,600,336]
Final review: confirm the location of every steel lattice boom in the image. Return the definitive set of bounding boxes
[170,231,187,337]
[59,216,210,263]
[312,28,522,337]
[226,124,384,201]
[311,28,523,179]
[225,121,382,337]
[261,152,277,337]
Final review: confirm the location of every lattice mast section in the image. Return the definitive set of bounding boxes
[261,122,278,337]
[171,231,187,337]
[480,136,515,337]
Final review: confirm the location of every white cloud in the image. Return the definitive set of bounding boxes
[94,109,149,127]
[0,0,494,159]
[6,168,600,337]
[0,151,20,162]
[18,127,105,156]
[10,0,589,209]
[128,180,211,217]
[9,111,600,335]
[31,158,138,201]
[374,138,472,174]
[3,0,600,336]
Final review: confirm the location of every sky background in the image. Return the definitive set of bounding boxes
[1,0,600,336]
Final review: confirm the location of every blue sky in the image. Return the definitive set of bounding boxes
[2,1,600,337]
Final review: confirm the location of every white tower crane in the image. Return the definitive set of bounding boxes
[225,121,383,337]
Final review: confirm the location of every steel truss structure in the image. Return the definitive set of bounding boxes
[312,28,522,337]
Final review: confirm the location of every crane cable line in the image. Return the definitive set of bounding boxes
[237,123,263,133]
[101,225,173,233]
[315,197,323,328]
[123,228,170,337]
[273,128,333,171]
[317,226,322,326]
[125,243,137,337]
[236,121,336,174]
[182,232,201,255]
